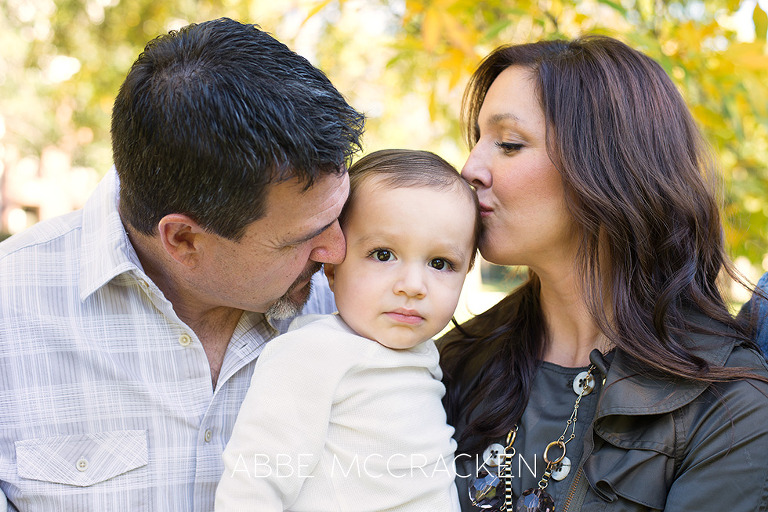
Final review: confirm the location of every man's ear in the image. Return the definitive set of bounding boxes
[157,214,206,268]
[324,263,336,291]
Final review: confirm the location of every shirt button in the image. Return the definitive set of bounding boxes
[482,443,506,467]
[204,429,213,443]
[572,370,595,396]
[179,334,192,347]
[551,456,572,481]
[76,458,89,472]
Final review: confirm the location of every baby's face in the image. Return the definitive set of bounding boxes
[326,180,476,349]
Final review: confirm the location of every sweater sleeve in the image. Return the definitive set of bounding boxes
[215,318,354,511]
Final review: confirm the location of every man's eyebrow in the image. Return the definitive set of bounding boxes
[285,219,338,245]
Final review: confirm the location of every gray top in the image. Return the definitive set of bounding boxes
[457,361,604,510]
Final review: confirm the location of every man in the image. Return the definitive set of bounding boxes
[0,18,364,511]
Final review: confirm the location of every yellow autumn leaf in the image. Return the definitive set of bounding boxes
[422,7,442,51]
[723,42,768,71]
[754,3,768,41]
[301,0,334,27]
[428,88,438,120]
[439,10,477,56]
[442,49,470,89]
[404,0,426,18]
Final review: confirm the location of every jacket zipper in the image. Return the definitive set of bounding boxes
[562,467,587,512]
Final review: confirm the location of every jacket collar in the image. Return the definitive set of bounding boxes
[595,311,736,419]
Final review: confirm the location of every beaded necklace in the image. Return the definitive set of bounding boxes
[469,364,596,511]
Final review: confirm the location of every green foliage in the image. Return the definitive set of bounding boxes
[0,0,254,170]
[1,0,766,269]
[305,0,768,268]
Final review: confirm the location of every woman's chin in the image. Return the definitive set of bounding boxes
[478,249,514,267]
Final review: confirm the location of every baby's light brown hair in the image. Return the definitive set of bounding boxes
[342,149,481,269]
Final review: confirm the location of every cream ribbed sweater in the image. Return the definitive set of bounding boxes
[215,314,460,512]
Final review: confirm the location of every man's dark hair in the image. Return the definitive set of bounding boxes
[111,17,364,240]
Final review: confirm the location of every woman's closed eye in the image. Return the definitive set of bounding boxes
[495,141,523,154]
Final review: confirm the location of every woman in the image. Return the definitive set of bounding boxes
[440,36,768,512]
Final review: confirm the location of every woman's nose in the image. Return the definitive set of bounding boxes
[461,144,491,189]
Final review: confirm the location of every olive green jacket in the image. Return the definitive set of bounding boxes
[442,309,768,511]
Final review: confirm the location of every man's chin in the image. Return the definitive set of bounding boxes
[265,278,312,320]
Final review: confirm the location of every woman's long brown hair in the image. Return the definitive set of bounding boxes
[440,36,764,454]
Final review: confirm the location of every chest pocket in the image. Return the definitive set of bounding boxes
[583,414,676,511]
[15,430,148,487]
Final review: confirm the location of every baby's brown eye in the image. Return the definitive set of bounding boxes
[374,250,392,261]
[430,259,446,270]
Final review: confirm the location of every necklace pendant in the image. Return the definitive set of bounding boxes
[468,463,505,509]
[517,487,556,512]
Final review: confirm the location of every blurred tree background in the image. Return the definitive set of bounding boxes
[1,0,767,290]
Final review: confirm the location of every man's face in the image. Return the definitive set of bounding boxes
[192,172,349,317]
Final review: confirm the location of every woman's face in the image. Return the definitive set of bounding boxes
[461,65,577,272]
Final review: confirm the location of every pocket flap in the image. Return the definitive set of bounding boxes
[16,430,148,487]
[584,439,671,510]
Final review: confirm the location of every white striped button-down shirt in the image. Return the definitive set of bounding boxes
[0,169,336,511]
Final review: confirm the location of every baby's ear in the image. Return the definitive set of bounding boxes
[323,264,336,291]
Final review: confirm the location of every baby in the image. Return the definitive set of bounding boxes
[215,149,480,511]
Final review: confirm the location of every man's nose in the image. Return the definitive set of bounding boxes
[309,221,346,265]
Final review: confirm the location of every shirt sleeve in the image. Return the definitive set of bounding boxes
[748,272,768,358]
[214,322,354,511]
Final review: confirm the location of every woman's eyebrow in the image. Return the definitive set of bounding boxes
[489,112,521,125]
[475,113,522,135]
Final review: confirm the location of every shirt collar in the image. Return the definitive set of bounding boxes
[79,167,145,301]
